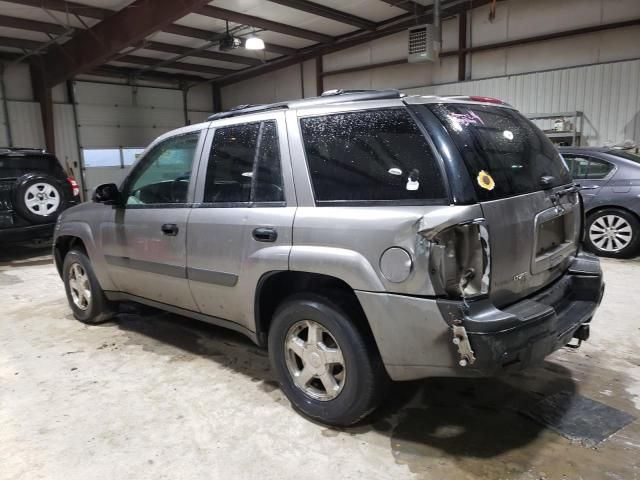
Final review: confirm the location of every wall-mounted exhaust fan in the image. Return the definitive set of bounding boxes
[407,24,438,63]
[407,0,441,63]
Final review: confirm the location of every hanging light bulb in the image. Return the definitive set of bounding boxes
[245,35,265,50]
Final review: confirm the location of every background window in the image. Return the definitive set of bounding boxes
[203,121,284,204]
[126,132,199,205]
[300,109,446,204]
[563,155,613,180]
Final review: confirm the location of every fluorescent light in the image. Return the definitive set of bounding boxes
[245,36,265,50]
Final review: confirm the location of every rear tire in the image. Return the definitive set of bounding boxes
[585,209,640,258]
[63,249,116,324]
[268,293,388,426]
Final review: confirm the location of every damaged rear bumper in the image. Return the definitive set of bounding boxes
[440,249,604,376]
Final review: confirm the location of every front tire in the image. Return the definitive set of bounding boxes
[63,249,116,324]
[585,209,640,258]
[268,293,388,426]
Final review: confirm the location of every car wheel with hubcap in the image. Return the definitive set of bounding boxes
[585,209,640,258]
[269,293,388,426]
[63,249,116,324]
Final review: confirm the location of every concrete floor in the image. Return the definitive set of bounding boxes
[1,244,639,480]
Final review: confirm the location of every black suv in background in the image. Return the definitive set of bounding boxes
[0,148,80,243]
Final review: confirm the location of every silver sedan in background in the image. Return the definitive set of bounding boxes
[560,147,640,258]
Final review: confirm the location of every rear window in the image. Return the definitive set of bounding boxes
[429,103,572,200]
[299,108,447,205]
[0,155,64,179]
[612,150,640,164]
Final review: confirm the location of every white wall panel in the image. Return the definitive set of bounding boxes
[188,111,211,125]
[404,59,640,146]
[221,64,302,110]
[79,126,165,148]
[136,87,182,109]
[53,104,80,176]
[77,105,184,129]
[0,99,7,146]
[187,83,213,111]
[3,64,33,101]
[6,101,44,148]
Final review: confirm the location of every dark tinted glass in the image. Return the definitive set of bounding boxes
[586,158,613,179]
[300,109,446,204]
[562,155,613,180]
[204,121,284,204]
[562,155,590,179]
[429,103,572,200]
[612,150,640,164]
[254,122,284,203]
[0,155,64,179]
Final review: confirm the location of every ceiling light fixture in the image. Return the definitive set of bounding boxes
[245,34,265,50]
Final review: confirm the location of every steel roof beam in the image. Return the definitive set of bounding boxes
[39,0,215,86]
[267,0,376,30]
[118,54,235,76]
[198,5,332,43]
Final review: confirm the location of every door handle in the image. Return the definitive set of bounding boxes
[252,227,277,242]
[161,223,179,236]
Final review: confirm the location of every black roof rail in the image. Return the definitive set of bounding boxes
[0,147,48,156]
[207,89,403,121]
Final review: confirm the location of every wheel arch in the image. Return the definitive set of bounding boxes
[254,271,376,349]
[586,204,640,222]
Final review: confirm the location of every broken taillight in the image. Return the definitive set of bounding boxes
[67,177,80,197]
[425,219,490,300]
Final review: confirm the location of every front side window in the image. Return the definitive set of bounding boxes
[429,103,573,200]
[125,132,199,205]
[203,120,284,204]
[299,108,446,204]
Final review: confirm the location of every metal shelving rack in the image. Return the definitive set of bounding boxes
[526,111,584,146]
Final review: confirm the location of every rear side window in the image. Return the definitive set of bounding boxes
[300,108,447,205]
[0,155,64,179]
[563,155,613,180]
[429,103,572,200]
[203,120,285,204]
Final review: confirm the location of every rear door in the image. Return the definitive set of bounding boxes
[186,111,295,330]
[427,103,581,307]
[563,154,615,203]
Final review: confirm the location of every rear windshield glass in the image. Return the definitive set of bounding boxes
[612,150,640,164]
[429,103,572,200]
[300,108,447,205]
[0,155,64,179]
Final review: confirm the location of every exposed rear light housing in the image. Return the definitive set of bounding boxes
[67,177,80,197]
[424,219,490,300]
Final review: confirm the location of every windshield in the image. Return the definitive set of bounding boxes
[429,103,572,200]
[611,150,640,164]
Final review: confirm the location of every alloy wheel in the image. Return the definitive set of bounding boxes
[284,320,346,401]
[589,214,633,252]
[68,263,92,311]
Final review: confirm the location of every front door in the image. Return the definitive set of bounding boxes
[186,112,296,331]
[101,129,204,310]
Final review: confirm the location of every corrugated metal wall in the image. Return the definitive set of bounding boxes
[404,59,640,146]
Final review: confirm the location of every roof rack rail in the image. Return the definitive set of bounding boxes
[208,89,403,121]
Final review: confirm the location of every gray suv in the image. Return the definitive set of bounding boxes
[53,90,604,426]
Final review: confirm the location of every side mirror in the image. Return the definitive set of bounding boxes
[92,183,121,204]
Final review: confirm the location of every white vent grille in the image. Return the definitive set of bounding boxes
[408,24,438,63]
